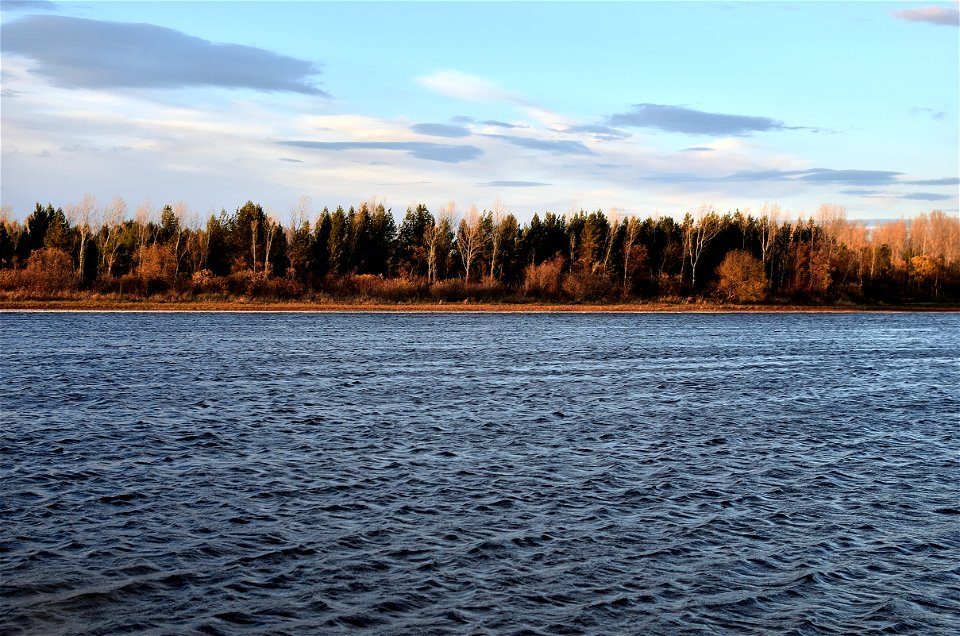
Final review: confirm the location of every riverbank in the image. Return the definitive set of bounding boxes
[1,297,956,312]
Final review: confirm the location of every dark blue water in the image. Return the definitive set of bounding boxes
[1,311,958,635]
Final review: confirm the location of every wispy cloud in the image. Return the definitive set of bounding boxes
[680,146,714,153]
[482,120,523,129]
[794,169,902,185]
[484,134,593,156]
[417,70,571,130]
[0,0,58,11]
[0,16,327,94]
[904,177,959,186]
[902,192,953,201]
[278,140,483,163]
[416,70,518,102]
[564,124,630,141]
[910,107,948,120]
[892,5,960,27]
[643,168,904,186]
[410,123,471,138]
[479,181,551,188]
[609,103,792,136]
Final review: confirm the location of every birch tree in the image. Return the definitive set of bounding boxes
[263,213,279,276]
[99,196,127,277]
[621,215,645,295]
[456,206,489,285]
[758,203,780,278]
[67,193,97,285]
[426,202,454,282]
[489,199,505,279]
[683,205,722,290]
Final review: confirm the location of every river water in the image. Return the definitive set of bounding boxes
[1,311,958,635]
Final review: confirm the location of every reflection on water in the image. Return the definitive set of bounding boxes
[1,312,958,634]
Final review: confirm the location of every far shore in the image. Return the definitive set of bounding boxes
[1,298,957,313]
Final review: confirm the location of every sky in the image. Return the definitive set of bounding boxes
[1,1,958,223]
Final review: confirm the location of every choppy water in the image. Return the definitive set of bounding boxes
[1,311,958,635]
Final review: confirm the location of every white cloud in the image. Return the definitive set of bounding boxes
[2,55,945,222]
[892,5,960,26]
[416,70,517,102]
[416,70,570,129]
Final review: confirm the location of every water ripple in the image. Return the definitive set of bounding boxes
[1,312,958,634]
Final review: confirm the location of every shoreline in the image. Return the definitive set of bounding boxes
[1,299,957,313]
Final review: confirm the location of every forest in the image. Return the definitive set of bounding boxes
[0,196,958,306]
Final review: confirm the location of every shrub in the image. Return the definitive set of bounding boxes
[469,276,509,302]
[191,269,224,294]
[562,266,615,302]
[521,255,565,299]
[716,250,768,303]
[430,279,468,302]
[22,248,76,294]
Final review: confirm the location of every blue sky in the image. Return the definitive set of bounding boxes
[1,1,957,222]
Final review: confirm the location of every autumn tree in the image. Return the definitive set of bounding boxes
[716,250,767,303]
[522,254,565,299]
[22,248,76,294]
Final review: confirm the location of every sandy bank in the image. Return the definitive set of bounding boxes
[1,299,956,313]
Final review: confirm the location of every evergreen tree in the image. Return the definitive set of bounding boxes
[313,208,332,280]
[327,206,349,275]
[397,204,433,277]
[367,203,396,276]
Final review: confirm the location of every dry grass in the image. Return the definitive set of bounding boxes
[1,296,955,313]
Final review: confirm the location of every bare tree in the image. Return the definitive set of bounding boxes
[758,202,781,281]
[817,203,847,242]
[683,205,722,290]
[99,196,127,277]
[489,199,506,279]
[456,206,490,285]
[621,215,645,295]
[263,213,279,276]
[735,207,751,251]
[183,211,209,276]
[426,202,454,282]
[66,193,97,284]
[133,199,156,279]
[169,202,188,277]
[250,217,259,273]
[289,195,312,237]
[602,207,621,272]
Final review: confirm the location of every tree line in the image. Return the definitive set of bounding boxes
[1,195,958,304]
